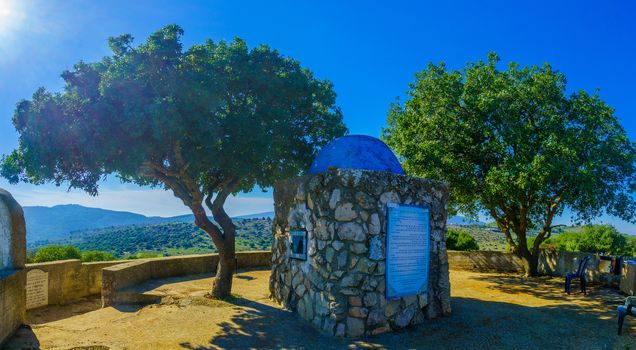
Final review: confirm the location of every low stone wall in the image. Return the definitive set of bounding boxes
[26,260,126,307]
[102,251,272,307]
[448,249,603,282]
[447,251,525,273]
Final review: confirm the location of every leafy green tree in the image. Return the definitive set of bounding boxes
[33,245,81,263]
[446,228,479,251]
[1,25,347,297]
[80,250,117,262]
[384,53,636,276]
[544,225,634,255]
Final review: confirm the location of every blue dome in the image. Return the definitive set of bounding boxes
[309,135,405,175]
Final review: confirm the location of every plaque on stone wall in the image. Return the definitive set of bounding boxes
[26,269,49,309]
[0,201,11,270]
[386,204,430,298]
[290,229,307,260]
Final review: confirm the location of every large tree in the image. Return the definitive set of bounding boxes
[383,53,636,276]
[1,25,347,297]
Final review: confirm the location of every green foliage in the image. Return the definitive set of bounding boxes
[1,24,346,198]
[1,24,345,295]
[383,53,636,273]
[80,250,117,262]
[446,228,480,251]
[543,225,636,256]
[32,245,81,263]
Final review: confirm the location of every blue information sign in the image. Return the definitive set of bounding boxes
[386,204,430,298]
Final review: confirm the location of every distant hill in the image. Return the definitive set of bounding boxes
[28,219,273,257]
[23,205,173,242]
[23,204,480,243]
[448,216,484,226]
[22,204,275,245]
[235,211,274,219]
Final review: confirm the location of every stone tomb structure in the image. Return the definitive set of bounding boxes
[270,136,451,337]
[0,188,26,346]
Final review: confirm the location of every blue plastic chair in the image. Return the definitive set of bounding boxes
[565,256,592,295]
[618,296,635,335]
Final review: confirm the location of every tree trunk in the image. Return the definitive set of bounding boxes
[190,202,237,299]
[210,237,236,298]
[517,246,540,277]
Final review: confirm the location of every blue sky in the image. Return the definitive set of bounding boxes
[0,1,635,229]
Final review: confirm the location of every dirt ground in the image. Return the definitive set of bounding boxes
[4,268,636,350]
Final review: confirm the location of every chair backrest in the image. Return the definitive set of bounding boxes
[576,256,592,277]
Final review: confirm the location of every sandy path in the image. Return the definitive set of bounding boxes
[5,268,635,350]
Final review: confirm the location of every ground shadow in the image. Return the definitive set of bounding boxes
[469,273,627,308]
[26,296,102,324]
[2,325,40,350]
[178,296,636,350]
[119,272,216,294]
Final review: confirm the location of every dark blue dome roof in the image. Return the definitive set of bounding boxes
[309,135,405,175]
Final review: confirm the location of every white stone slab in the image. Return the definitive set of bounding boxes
[26,269,49,309]
[0,201,11,270]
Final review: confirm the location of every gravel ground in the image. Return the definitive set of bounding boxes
[4,268,636,350]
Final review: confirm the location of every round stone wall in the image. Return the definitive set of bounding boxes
[269,169,451,337]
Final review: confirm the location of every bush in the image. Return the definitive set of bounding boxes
[32,245,81,263]
[447,229,480,251]
[81,250,117,262]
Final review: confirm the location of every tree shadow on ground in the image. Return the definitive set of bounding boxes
[468,273,627,311]
[178,296,636,350]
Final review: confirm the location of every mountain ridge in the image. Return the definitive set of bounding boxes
[23,204,474,243]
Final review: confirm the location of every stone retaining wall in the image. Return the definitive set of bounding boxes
[102,251,271,307]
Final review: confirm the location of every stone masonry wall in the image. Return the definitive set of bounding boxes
[270,169,451,337]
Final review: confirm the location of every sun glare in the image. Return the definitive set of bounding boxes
[0,0,23,35]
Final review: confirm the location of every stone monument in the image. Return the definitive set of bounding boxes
[0,188,26,346]
[270,135,451,337]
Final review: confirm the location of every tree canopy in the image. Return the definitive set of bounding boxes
[2,24,347,296]
[384,53,636,274]
[543,225,636,256]
[446,228,480,251]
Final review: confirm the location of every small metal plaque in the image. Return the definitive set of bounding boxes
[26,269,49,309]
[290,229,308,260]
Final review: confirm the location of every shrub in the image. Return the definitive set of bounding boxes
[447,229,480,251]
[80,250,117,262]
[32,245,81,263]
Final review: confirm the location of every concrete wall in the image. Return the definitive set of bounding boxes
[0,189,26,347]
[447,251,525,273]
[25,260,126,307]
[0,269,25,347]
[447,249,602,282]
[102,251,272,307]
